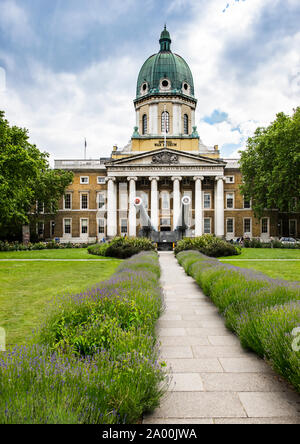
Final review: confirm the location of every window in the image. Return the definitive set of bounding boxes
[225,176,235,184]
[226,218,234,234]
[289,220,297,237]
[81,219,88,234]
[142,114,147,135]
[64,219,71,235]
[98,193,106,210]
[160,218,171,226]
[81,194,88,210]
[80,177,89,184]
[204,193,211,209]
[184,114,189,135]
[290,197,297,212]
[64,193,72,210]
[97,177,106,185]
[244,218,251,234]
[161,192,170,210]
[121,219,128,234]
[243,198,251,209]
[182,178,191,186]
[37,222,44,236]
[119,183,128,211]
[98,218,105,234]
[204,218,211,234]
[226,193,234,209]
[261,218,269,234]
[37,202,44,214]
[161,111,169,134]
[50,221,55,237]
[160,178,171,187]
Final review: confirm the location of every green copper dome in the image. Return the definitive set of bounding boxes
[136,27,195,100]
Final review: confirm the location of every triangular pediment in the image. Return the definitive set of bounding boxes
[105,148,226,168]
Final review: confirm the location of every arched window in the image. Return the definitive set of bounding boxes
[184,114,189,135]
[142,114,147,135]
[161,111,169,134]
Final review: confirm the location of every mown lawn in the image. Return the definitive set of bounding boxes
[222,248,300,259]
[0,248,104,260]
[220,259,300,281]
[220,248,300,281]
[0,251,121,348]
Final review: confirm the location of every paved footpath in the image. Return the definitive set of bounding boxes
[143,252,300,424]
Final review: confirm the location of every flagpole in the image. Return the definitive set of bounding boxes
[84,138,87,160]
[164,105,167,149]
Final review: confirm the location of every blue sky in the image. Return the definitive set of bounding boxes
[0,0,299,163]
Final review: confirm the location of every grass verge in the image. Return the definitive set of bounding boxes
[0,258,120,347]
[220,260,300,281]
[177,250,300,392]
[0,252,167,424]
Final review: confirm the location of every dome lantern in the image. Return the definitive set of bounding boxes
[159,25,171,52]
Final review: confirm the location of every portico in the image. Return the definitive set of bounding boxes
[104,148,226,238]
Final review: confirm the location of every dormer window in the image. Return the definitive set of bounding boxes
[160,78,171,91]
[140,82,148,95]
[182,82,190,95]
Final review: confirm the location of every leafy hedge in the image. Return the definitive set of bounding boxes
[174,235,241,257]
[0,240,91,251]
[0,252,167,424]
[244,238,300,249]
[177,251,300,392]
[88,237,155,259]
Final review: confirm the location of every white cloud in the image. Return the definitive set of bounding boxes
[0,0,36,44]
[171,0,300,153]
[0,55,139,165]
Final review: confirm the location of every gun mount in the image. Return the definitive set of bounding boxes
[134,196,191,251]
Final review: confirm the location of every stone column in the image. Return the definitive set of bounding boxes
[194,176,204,237]
[150,177,159,230]
[106,177,117,238]
[172,176,182,230]
[215,176,225,238]
[128,177,138,237]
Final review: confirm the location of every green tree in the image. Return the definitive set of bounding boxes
[0,111,73,240]
[240,108,300,219]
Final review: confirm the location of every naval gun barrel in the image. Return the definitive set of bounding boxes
[175,195,191,238]
[134,197,157,238]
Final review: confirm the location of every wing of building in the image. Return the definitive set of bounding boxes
[39,27,298,243]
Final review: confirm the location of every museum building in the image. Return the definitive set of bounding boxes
[45,27,298,243]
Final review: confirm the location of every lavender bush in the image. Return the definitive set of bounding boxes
[177,250,300,392]
[0,252,167,424]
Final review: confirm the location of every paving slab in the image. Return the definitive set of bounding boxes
[166,358,224,373]
[201,373,291,392]
[150,392,247,418]
[143,417,214,424]
[214,417,300,424]
[208,335,241,346]
[159,336,210,346]
[192,345,249,358]
[169,373,204,392]
[238,392,300,418]
[160,346,193,359]
[219,357,274,374]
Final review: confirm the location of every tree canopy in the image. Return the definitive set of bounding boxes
[240,107,300,218]
[0,111,73,239]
